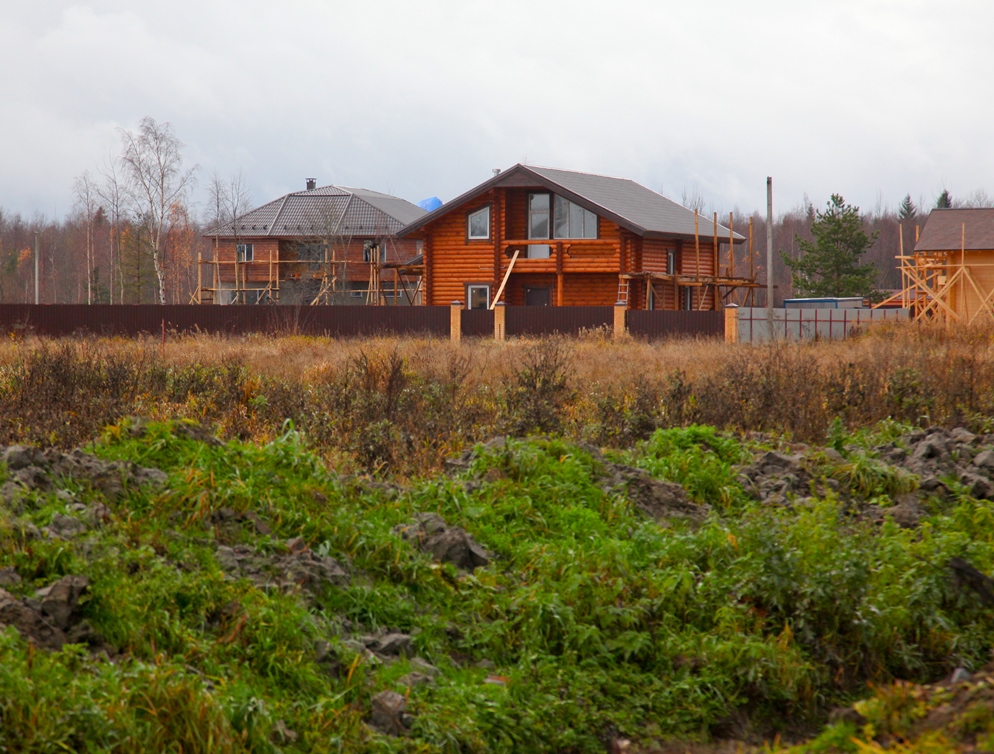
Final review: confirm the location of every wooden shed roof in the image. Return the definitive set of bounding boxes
[399,164,746,243]
[915,208,994,252]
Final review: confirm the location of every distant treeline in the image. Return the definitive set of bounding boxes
[0,125,979,305]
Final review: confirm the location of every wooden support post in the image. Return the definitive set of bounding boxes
[450,300,462,343]
[728,212,735,279]
[613,300,627,341]
[961,222,967,320]
[212,238,219,305]
[713,211,719,310]
[197,247,202,304]
[724,304,739,344]
[748,216,755,307]
[694,210,700,284]
[491,248,520,309]
[494,301,506,341]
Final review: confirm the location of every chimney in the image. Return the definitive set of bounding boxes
[492,168,501,177]
[306,178,316,190]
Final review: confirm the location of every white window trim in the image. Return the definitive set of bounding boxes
[466,284,490,310]
[467,206,491,240]
[236,243,254,263]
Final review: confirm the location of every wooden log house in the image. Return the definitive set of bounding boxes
[200,182,426,305]
[397,164,754,310]
[881,208,994,323]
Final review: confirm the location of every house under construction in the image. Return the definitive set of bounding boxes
[200,181,427,305]
[880,208,994,322]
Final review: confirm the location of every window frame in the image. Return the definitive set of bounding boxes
[465,283,490,310]
[466,204,491,241]
[527,192,551,259]
[236,243,254,263]
[552,196,599,240]
[682,286,694,311]
[666,249,676,275]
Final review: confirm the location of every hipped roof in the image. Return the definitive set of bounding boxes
[915,208,994,252]
[399,164,745,243]
[208,185,426,238]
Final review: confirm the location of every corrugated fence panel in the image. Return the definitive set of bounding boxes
[461,309,494,338]
[505,306,614,336]
[0,305,450,338]
[626,310,724,339]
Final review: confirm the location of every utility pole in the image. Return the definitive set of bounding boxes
[766,177,774,338]
[34,232,40,305]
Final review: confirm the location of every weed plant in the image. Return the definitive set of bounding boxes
[2,420,994,750]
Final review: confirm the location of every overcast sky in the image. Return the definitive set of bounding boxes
[2,0,993,222]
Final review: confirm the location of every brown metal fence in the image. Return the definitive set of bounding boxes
[460,309,494,338]
[626,310,724,339]
[0,305,450,338]
[505,306,614,336]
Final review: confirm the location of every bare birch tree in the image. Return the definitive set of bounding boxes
[72,170,98,304]
[206,170,252,303]
[119,117,197,304]
[97,156,126,304]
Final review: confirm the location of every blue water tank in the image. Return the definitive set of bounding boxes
[417,197,442,212]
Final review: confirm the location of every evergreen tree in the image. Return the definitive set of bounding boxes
[936,190,953,209]
[898,194,918,221]
[782,194,878,298]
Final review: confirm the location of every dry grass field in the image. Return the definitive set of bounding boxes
[1,319,993,475]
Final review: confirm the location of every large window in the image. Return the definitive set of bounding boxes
[467,206,490,240]
[553,196,598,239]
[236,243,254,262]
[527,193,551,259]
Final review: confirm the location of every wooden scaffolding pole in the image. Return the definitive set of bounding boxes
[748,216,755,306]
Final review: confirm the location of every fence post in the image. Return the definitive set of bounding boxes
[450,301,462,343]
[613,301,627,341]
[724,304,739,344]
[493,301,505,341]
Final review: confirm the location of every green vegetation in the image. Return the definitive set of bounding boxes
[3,416,994,751]
[782,194,878,299]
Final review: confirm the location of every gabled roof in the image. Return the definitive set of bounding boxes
[209,185,426,238]
[915,208,994,252]
[398,164,745,243]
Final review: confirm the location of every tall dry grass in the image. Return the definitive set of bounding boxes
[1,319,993,475]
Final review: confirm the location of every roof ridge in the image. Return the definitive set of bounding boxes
[524,164,638,184]
[267,193,293,236]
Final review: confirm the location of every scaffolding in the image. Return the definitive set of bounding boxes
[620,212,762,310]
[198,238,424,306]
[875,222,994,323]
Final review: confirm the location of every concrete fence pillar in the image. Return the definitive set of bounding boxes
[450,301,462,343]
[724,304,739,344]
[613,301,627,341]
[494,301,506,341]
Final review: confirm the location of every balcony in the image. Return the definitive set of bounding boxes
[499,239,620,274]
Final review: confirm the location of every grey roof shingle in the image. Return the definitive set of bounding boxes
[398,164,745,242]
[209,185,426,238]
[915,208,994,252]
